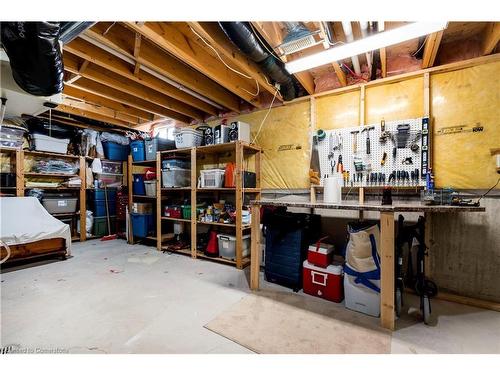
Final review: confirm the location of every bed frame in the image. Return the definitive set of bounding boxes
[1,238,67,265]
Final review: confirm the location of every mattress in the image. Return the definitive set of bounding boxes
[0,197,71,255]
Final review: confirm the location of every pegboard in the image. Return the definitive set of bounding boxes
[316,117,430,188]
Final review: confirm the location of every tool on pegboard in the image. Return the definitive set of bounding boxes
[361,126,375,155]
[351,130,360,154]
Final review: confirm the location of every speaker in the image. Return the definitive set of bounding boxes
[228,121,251,143]
[214,124,229,144]
[196,125,214,146]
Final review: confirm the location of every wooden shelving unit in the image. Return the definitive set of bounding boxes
[2,149,88,241]
[147,141,262,269]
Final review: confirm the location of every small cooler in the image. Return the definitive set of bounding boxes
[344,272,381,317]
[303,260,344,303]
[307,242,334,268]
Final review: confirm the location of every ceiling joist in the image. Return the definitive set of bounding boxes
[55,104,133,128]
[64,53,202,121]
[85,23,241,112]
[481,22,500,55]
[64,37,219,116]
[62,97,142,124]
[422,31,444,68]
[125,22,262,108]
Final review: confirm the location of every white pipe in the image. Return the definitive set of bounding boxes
[341,21,361,75]
[360,22,372,74]
[78,34,224,110]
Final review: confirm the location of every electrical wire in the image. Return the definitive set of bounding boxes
[412,37,427,57]
[188,25,260,97]
[103,22,116,36]
[251,88,280,144]
[477,176,500,203]
[248,23,283,61]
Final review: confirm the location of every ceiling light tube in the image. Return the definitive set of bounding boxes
[286,22,447,74]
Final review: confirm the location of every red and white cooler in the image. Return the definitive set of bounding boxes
[307,241,334,268]
[303,260,344,303]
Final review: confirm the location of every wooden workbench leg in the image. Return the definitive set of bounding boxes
[424,212,432,278]
[250,204,261,290]
[380,211,395,330]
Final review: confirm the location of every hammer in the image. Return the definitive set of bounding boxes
[351,130,360,154]
[361,126,375,154]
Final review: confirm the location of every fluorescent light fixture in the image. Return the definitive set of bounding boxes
[285,22,447,73]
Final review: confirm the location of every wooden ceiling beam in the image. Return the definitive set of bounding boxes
[187,22,280,99]
[481,22,500,55]
[63,53,202,121]
[85,23,241,112]
[56,104,133,128]
[250,22,316,95]
[64,85,153,122]
[64,37,218,116]
[379,22,387,78]
[422,31,444,68]
[318,22,347,87]
[67,77,191,124]
[62,97,141,124]
[125,22,261,107]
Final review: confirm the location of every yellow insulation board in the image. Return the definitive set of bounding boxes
[209,60,499,190]
[431,62,500,189]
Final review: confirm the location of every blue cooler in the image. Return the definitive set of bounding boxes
[132,174,146,195]
[131,140,145,162]
[102,141,130,161]
[131,213,153,238]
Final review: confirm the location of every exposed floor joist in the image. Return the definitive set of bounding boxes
[85,23,241,112]
[64,38,219,116]
[422,31,444,68]
[187,22,281,100]
[481,22,500,55]
[55,104,134,128]
[125,22,262,108]
[68,77,191,124]
[64,53,198,122]
[63,85,154,122]
[62,97,142,124]
[251,22,316,95]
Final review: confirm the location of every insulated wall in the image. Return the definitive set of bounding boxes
[211,58,499,190]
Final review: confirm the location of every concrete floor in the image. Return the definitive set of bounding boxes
[1,239,500,354]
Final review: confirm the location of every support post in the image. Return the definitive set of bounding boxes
[15,149,24,197]
[79,156,86,241]
[380,211,395,330]
[235,142,243,269]
[127,154,133,244]
[250,203,261,290]
[156,151,162,251]
[191,147,197,258]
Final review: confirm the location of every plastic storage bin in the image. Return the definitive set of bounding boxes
[145,137,175,160]
[131,202,153,214]
[162,158,190,170]
[0,172,16,187]
[95,173,123,188]
[93,216,117,237]
[133,174,146,195]
[162,168,190,188]
[102,141,130,161]
[164,205,182,218]
[42,195,78,214]
[131,213,153,238]
[32,133,70,154]
[101,160,123,174]
[175,128,202,148]
[89,199,117,217]
[0,125,26,148]
[130,140,145,162]
[344,273,380,317]
[144,180,157,197]
[217,234,250,260]
[87,188,117,201]
[200,169,225,188]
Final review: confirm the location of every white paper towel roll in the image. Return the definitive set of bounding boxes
[323,176,342,203]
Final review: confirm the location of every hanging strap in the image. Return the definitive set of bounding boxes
[344,233,381,293]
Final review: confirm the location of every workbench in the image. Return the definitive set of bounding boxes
[249,199,485,330]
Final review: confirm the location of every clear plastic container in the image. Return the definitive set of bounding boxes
[96,173,123,187]
[200,169,225,188]
[162,168,190,188]
[144,180,157,197]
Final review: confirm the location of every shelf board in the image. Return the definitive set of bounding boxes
[160,147,193,155]
[24,150,80,159]
[162,216,191,223]
[161,187,191,191]
[52,212,78,217]
[25,186,80,190]
[197,221,251,229]
[195,251,251,267]
[0,147,19,153]
[0,186,16,189]
[161,246,192,256]
[24,172,79,178]
[196,142,261,154]
[132,195,156,199]
[132,160,157,165]
[197,187,260,193]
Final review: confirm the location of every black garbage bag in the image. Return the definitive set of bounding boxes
[1,22,64,96]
